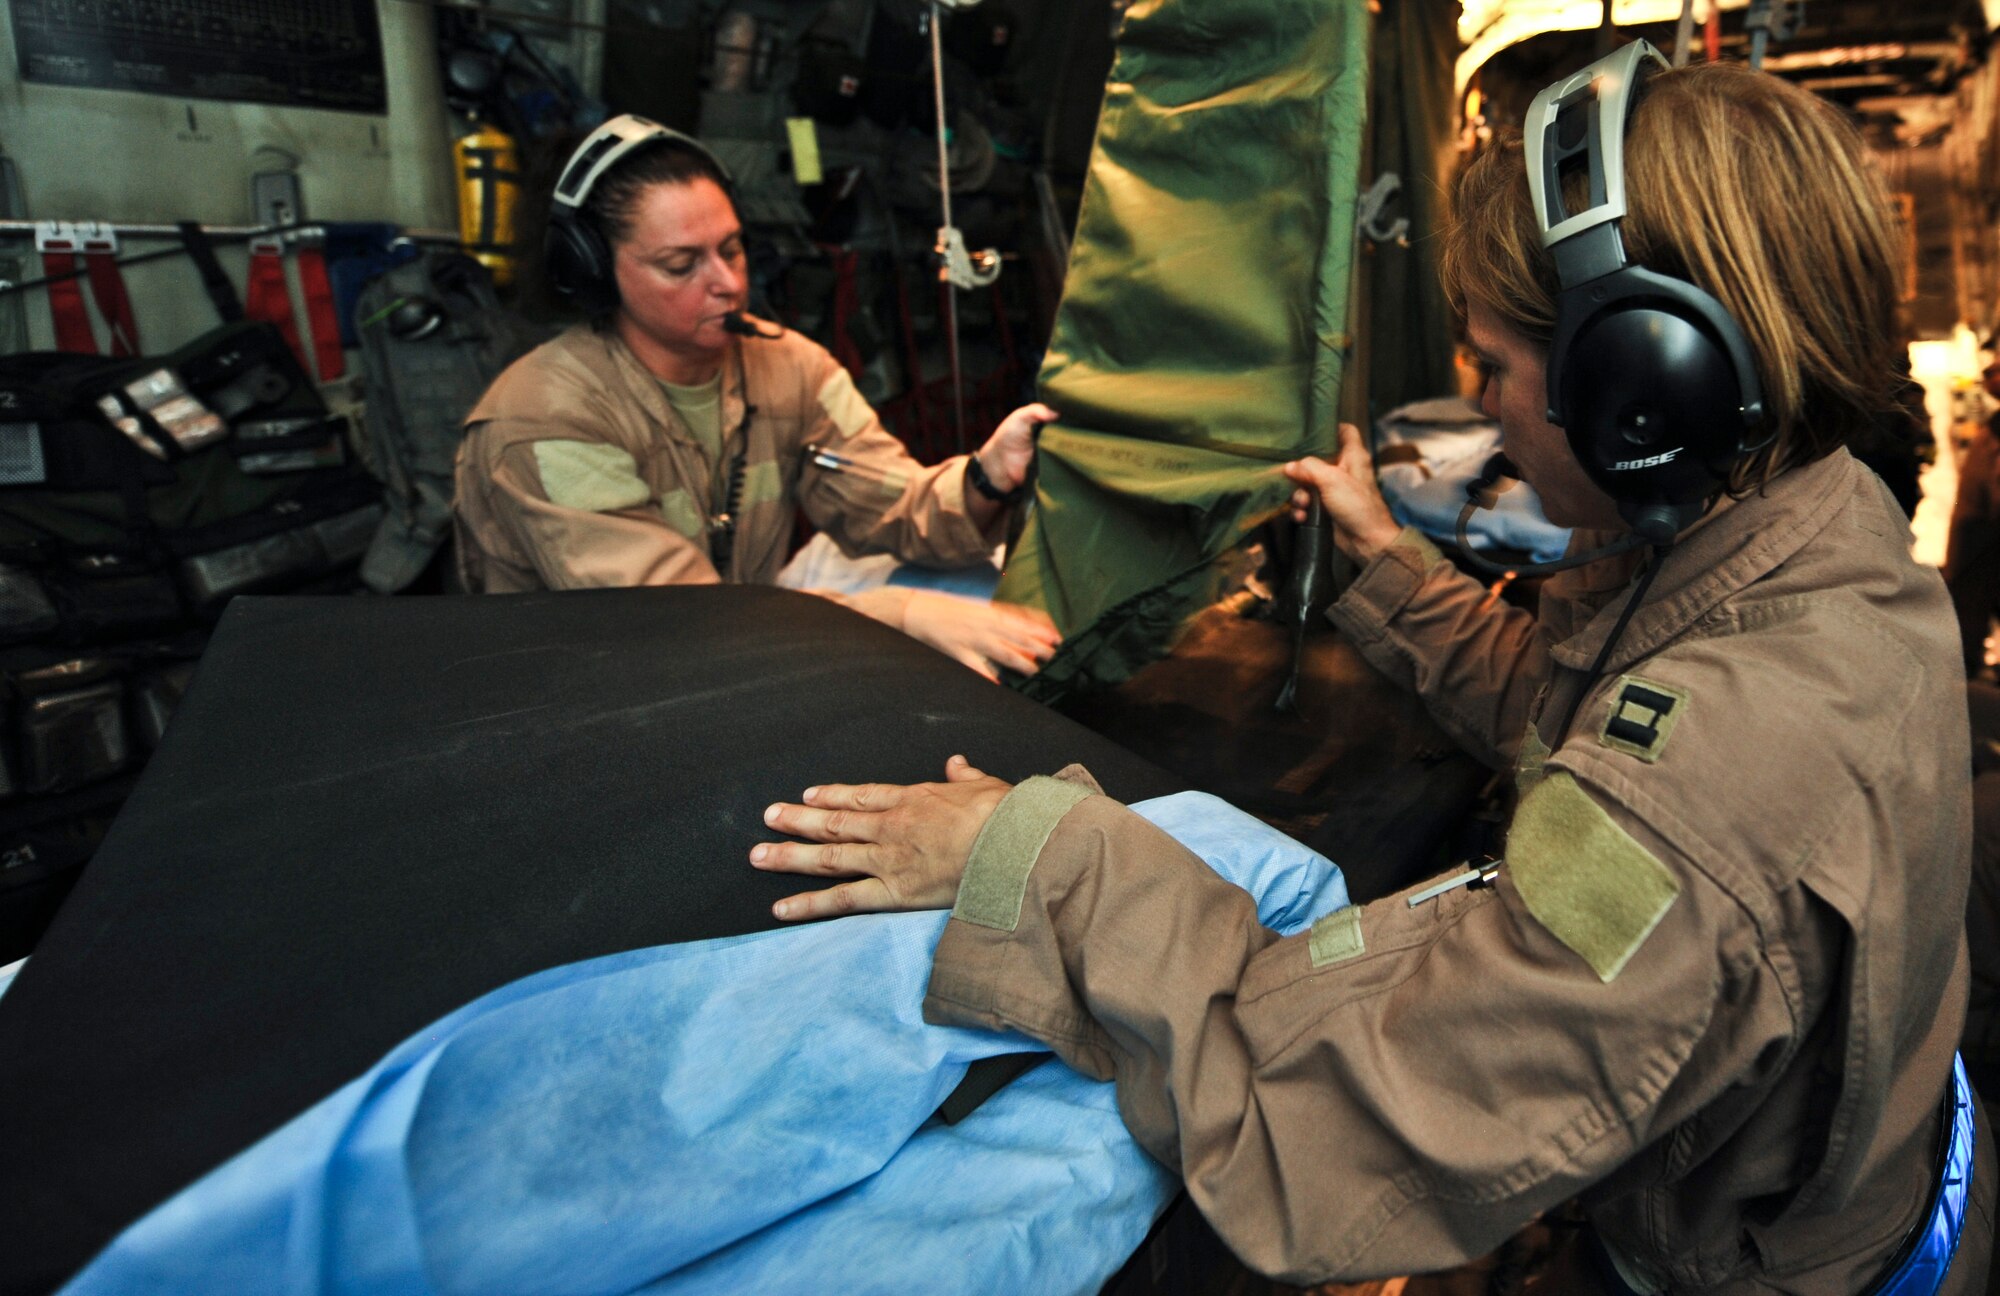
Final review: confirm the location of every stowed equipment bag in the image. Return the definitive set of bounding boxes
[0,321,383,958]
[352,251,539,593]
[0,322,381,636]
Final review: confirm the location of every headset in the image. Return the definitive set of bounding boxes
[544,116,777,569]
[1451,41,1776,743]
[544,114,738,318]
[1524,39,1769,546]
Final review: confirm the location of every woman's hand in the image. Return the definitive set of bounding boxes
[1281,422,1404,565]
[901,590,1061,681]
[975,402,1059,496]
[752,755,1012,920]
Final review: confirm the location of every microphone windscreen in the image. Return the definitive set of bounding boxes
[721,312,783,339]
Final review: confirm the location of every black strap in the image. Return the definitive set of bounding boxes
[177,221,244,324]
[934,1053,1046,1124]
[965,452,1025,505]
[1552,547,1668,749]
[709,408,755,573]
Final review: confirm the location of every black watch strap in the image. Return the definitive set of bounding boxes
[966,454,1025,505]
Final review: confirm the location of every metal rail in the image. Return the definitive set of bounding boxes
[0,220,457,241]
[0,221,460,298]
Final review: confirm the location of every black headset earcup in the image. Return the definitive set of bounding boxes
[1563,304,1744,498]
[1548,265,1767,531]
[544,211,617,316]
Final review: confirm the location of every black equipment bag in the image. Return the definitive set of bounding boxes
[0,324,383,961]
[0,320,383,634]
[0,322,347,547]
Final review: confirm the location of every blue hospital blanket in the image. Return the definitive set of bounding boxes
[62,792,1349,1296]
[1373,396,1573,564]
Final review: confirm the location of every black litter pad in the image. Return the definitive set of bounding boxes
[0,585,1181,1295]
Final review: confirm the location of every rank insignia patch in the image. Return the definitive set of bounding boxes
[1598,675,1688,763]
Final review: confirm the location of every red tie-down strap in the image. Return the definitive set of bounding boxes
[295,234,344,380]
[245,236,307,371]
[36,223,96,354]
[821,244,866,380]
[80,230,140,357]
[40,246,94,353]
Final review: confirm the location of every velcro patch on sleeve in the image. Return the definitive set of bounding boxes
[1597,675,1688,763]
[952,776,1093,932]
[532,440,652,513]
[1308,907,1365,968]
[1506,771,1680,982]
[815,367,874,439]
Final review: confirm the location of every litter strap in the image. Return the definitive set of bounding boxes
[244,238,306,371]
[41,247,96,354]
[82,246,140,357]
[296,242,344,381]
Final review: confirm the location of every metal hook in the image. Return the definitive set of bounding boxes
[936,227,1001,290]
[1358,172,1411,248]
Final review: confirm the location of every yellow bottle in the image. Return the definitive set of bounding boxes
[453,118,520,287]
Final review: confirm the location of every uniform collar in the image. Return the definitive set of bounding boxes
[598,327,748,448]
[1545,450,1863,673]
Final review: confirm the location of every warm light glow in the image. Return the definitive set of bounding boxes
[1909,329,1983,568]
[1457,0,1751,94]
[1760,43,1923,70]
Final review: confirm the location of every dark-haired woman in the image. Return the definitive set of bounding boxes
[453,127,1059,682]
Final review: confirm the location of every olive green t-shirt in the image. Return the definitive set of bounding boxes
[657,373,725,464]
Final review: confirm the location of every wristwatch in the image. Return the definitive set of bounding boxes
[966,453,1026,505]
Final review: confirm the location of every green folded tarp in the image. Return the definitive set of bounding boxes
[999,0,1370,703]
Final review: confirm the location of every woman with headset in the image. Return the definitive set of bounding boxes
[751,51,1992,1292]
[452,116,1060,682]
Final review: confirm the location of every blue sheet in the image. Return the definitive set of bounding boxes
[1373,396,1573,564]
[62,792,1348,1296]
[775,530,1005,601]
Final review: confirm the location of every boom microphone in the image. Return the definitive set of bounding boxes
[722,312,783,339]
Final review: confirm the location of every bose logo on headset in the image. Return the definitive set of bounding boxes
[544,114,737,316]
[1525,40,1770,545]
[1611,448,1682,472]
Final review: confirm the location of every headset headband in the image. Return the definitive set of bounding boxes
[1524,40,1669,290]
[1520,39,1767,543]
[551,115,733,214]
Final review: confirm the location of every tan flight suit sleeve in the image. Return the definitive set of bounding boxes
[471,419,723,589]
[788,353,999,568]
[923,769,1794,1285]
[1327,528,1552,770]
